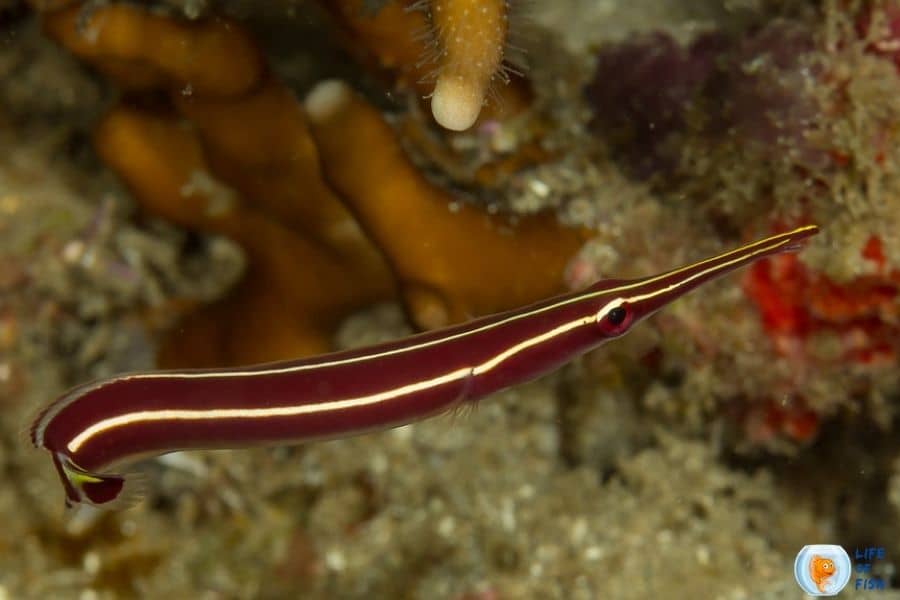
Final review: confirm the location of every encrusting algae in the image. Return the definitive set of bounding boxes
[3,0,900,598]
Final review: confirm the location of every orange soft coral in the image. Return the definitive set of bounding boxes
[41,4,264,96]
[428,0,510,130]
[39,1,582,366]
[305,79,587,330]
[320,0,531,129]
[171,77,391,280]
[38,2,398,366]
[94,106,394,366]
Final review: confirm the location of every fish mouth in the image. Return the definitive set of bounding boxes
[625,224,819,318]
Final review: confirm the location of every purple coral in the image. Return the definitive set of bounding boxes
[585,31,726,177]
[585,20,828,178]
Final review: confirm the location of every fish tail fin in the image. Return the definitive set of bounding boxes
[56,454,147,510]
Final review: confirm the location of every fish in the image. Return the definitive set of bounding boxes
[809,554,836,593]
[28,225,819,509]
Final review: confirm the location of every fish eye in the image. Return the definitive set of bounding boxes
[598,303,632,336]
[607,306,627,325]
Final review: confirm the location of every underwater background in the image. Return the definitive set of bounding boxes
[2,0,900,598]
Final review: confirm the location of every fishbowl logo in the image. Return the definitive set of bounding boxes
[794,545,852,596]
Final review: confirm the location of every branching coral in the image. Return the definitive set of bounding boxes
[170,79,369,253]
[305,79,587,329]
[94,105,395,366]
[320,0,532,130]
[42,3,264,95]
[34,1,582,364]
[425,0,511,131]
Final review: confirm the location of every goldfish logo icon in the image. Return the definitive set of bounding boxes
[810,555,836,592]
[794,545,851,596]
